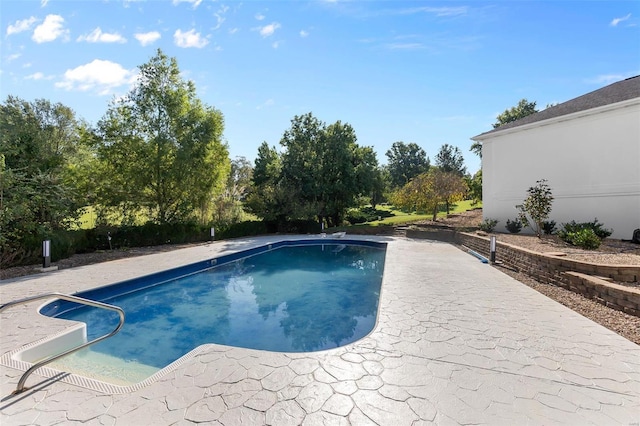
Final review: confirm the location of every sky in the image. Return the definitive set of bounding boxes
[1,1,639,174]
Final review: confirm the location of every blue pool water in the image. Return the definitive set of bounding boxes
[41,240,385,382]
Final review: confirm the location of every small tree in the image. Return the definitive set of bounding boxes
[516,179,553,238]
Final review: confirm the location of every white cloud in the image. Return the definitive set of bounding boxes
[610,13,631,27]
[7,17,38,36]
[7,53,22,62]
[26,72,45,80]
[41,0,49,6]
[134,31,161,46]
[32,14,68,43]
[55,59,136,95]
[172,0,202,9]
[272,41,280,49]
[174,29,209,48]
[300,30,309,37]
[77,27,126,43]
[258,22,280,37]
[255,13,265,21]
[213,5,229,30]
[228,28,239,35]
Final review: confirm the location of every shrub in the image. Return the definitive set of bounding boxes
[564,228,601,249]
[479,218,498,233]
[346,209,369,225]
[505,218,522,234]
[346,206,394,225]
[217,220,268,239]
[542,220,557,235]
[558,218,612,242]
[278,219,320,234]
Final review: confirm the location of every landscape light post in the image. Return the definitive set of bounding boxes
[42,240,51,268]
[210,227,215,241]
[490,236,496,264]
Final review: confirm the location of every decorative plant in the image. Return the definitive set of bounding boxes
[479,218,498,233]
[506,218,522,234]
[516,179,553,238]
[542,220,557,235]
[558,218,612,249]
[561,228,601,249]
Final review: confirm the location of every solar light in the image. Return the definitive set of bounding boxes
[210,227,215,240]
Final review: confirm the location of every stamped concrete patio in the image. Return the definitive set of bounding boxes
[1,236,639,425]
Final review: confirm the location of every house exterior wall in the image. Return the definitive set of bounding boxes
[480,100,640,239]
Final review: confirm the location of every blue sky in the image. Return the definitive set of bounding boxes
[1,1,639,174]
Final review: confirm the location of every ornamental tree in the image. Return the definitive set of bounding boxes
[516,179,554,238]
[391,168,466,220]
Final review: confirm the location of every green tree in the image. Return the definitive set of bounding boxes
[245,142,301,225]
[371,166,390,207]
[248,113,378,227]
[212,157,253,225]
[466,169,483,203]
[280,113,376,227]
[470,141,482,159]
[227,156,253,202]
[95,49,230,224]
[493,98,538,128]
[0,97,84,265]
[435,143,467,176]
[0,96,81,174]
[252,142,281,187]
[516,179,553,238]
[385,141,430,188]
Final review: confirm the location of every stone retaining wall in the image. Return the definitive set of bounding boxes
[564,272,640,317]
[406,228,640,316]
[458,232,639,284]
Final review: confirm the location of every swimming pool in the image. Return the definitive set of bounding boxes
[35,240,386,384]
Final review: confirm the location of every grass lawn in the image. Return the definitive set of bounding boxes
[356,200,481,228]
[76,200,482,231]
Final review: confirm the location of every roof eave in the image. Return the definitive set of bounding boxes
[471,97,640,142]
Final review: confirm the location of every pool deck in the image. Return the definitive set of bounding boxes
[1,235,639,425]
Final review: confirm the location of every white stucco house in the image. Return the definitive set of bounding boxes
[472,76,640,240]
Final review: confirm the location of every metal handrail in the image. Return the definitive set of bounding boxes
[0,292,125,394]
